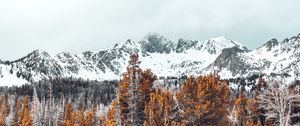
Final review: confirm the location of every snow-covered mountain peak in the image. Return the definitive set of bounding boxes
[5,33,300,86]
[31,49,50,56]
[139,33,174,54]
[208,36,244,48]
[208,33,300,80]
[260,38,279,51]
[198,36,248,55]
[13,49,52,63]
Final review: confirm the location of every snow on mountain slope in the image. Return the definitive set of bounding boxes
[0,33,247,86]
[208,33,300,80]
[140,35,247,77]
[0,64,29,86]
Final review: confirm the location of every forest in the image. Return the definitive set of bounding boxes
[0,54,299,126]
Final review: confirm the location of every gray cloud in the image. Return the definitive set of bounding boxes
[0,0,300,60]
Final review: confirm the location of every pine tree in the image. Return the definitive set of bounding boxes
[127,53,143,125]
[118,72,130,125]
[84,111,93,126]
[144,88,175,126]
[114,95,121,126]
[0,95,9,125]
[231,91,247,126]
[117,53,155,125]
[20,96,32,126]
[90,102,98,126]
[75,105,84,126]
[176,76,199,125]
[176,75,230,125]
[99,115,106,126]
[12,95,19,126]
[106,100,118,126]
[63,103,75,126]
[139,69,156,102]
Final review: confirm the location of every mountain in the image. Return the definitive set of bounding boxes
[0,33,247,86]
[1,33,300,86]
[207,33,300,80]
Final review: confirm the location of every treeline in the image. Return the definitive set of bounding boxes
[0,78,118,106]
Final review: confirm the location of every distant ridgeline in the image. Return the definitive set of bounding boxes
[2,33,300,87]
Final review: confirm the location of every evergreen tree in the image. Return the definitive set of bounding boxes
[0,95,9,125]
[118,72,130,125]
[106,100,118,126]
[176,75,230,125]
[84,111,93,126]
[75,105,84,126]
[231,91,247,126]
[12,95,19,126]
[20,96,32,126]
[117,53,155,125]
[63,103,75,126]
[144,88,175,126]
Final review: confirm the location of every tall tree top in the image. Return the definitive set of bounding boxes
[128,53,141,67]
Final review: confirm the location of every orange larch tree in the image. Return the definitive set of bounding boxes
[144,88,175,126]
[63,103,75,126]
[106,100,118,126]
[20,96,32,126]
[75,105,84,126]
[232,91,247,126]
[117,53,156,125]
[0,95,9,125]
[176,75,230,125]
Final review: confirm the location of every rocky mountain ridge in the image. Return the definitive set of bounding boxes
[1,33,300,86]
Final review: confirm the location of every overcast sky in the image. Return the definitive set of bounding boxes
[0,0,300,60]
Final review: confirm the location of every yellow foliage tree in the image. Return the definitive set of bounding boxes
[75,106,84,126]
[176,75,230,126]
[99,114,106,126]
[106,100,118,126]
[20,96,32,126]
[117,54,156,125]
[84,111,93,126]
[144,88,175,126]
[63,103,75,126]
[13,95,19,126]
[231,91,247,126]
[245,118,261,126]
[0,95,9,125]
[118,72,130,125]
